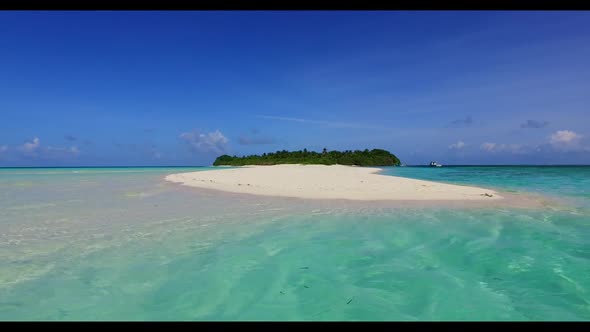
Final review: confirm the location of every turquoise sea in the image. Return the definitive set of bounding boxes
[0,166,589,321]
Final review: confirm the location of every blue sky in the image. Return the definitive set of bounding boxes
[1,11,589,166]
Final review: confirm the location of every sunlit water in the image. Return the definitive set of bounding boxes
[0,166,589,321]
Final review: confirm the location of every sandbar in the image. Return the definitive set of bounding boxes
[165,165,504,201]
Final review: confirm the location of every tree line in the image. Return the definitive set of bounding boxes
[213,148,401,166]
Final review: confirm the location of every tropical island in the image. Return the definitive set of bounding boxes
[165,148,512,202]
[165,148,508,202]
[213,148,401,166]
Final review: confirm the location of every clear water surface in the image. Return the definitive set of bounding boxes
[0,166,589,321]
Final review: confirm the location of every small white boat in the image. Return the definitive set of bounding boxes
[429,161,442,167]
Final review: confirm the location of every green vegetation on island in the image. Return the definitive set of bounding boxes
[213,148,401,166]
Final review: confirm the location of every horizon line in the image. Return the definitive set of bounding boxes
[2,164,590,168]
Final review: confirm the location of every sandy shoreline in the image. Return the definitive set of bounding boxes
[165,164,504,202]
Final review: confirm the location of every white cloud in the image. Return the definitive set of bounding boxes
[44,145,80,158]
[505,144,524,153]
[480,142,524,153]
[549,130,587,152]
[16,137,79,159]
[180,129,229,154]
[448,141,466,150]
[481,142,497,152]
[21,137,40,153]
[550,130,581,145]
[478,132,588,156]
[46,146,79,153]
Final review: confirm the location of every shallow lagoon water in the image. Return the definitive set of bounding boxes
[0,166,589,320]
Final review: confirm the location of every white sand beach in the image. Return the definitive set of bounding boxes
[165,165,503,201]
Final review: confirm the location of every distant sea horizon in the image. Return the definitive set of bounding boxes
[2,164,590,168]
